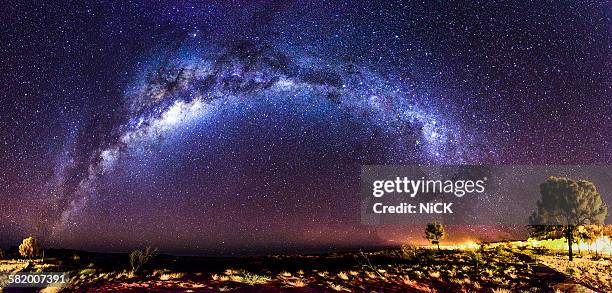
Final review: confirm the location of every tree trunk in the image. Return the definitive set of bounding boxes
[437,243,440,250]
[567,229,574,261]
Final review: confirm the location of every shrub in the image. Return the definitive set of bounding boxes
[129,247,157,273]
[400,244,418,259]
[467,251,484,268]
[493,245,505,255]
[478,242,491,253]
[532,246,549,256]
[19,237,42,259]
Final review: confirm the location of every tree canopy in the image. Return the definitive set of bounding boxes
[425,222,446,250]
[529,176,608,261]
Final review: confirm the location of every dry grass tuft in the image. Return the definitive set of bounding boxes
[327,282,350,292]
[159,272,186,280]
[337,271,349,280]
[285,278,307,287]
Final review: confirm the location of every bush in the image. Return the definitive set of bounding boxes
[129,247,157,273]
[400,244,418,259]
[467,251,485,267]
[19,237,42,259]
[478,242,491,253]
[532,246,549,256]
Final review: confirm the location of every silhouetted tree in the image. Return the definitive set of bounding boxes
[19,237,42,259]
[529,176,608,261]
[425,222,446,250]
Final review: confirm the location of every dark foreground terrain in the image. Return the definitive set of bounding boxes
[1,245,609,292]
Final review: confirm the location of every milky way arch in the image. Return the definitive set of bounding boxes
[53,40,480,236]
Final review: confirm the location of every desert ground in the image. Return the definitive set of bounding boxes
[1,242,611,292]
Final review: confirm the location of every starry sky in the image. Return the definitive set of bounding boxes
[0,1,610,255]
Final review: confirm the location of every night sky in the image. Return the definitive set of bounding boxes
[1,1,610,255]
